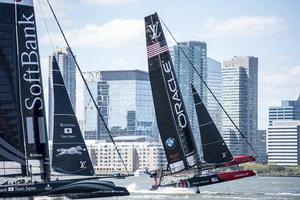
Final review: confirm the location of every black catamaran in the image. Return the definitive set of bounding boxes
[0,0,129,198]
[144,12,256,190]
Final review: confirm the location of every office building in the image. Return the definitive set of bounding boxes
[85,136,166,173]
[207,57,223,131]
[267,120,300,166]
[255,130,267,164]
[97,80,110,139]
[83,71,102,140]
[171,41,207,152]
[269,95,300,126]
[48,47,76,140]
[222,56,258,155]
[100,70,157,140]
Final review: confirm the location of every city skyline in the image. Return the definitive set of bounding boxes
[35,0,300,130]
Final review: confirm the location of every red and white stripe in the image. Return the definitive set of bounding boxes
[147,42,169,58]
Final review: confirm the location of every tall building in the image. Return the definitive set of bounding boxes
[269,95,300,126]
[267,95,300,166]
[222,56,258,155]
[255,130,267,164]
[84,70,157,140]
[207,57,223,132]
[48,47,76,140]
[97,80,110,139]
[83,71,102,140]
[267,120,300,166]
[171,41,207,152]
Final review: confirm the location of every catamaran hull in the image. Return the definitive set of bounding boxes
[160,170,256,188]
[0,179,129,198]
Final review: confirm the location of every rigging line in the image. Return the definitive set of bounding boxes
[37,0,58,182]
[37,0,55,54]
[45,0,129,173]
[159,17,258,157]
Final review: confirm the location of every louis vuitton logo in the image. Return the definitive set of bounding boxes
[147,22,161,40]
[80,161,87,169]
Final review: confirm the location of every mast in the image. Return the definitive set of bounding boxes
[145,13,200,174]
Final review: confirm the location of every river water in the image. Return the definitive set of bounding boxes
[109,176,300,200]
[1,176,300,200]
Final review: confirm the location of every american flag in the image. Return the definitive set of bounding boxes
[147,40,169,58]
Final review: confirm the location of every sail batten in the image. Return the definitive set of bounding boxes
[51,56,94,176]
[192,84,233,164]
[145,13,200,174]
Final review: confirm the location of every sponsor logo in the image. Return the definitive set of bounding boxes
[169,160,184,172]
[80,161,87,169]
[165,137,176,149]
[56,145,86,157]
[29,153,42,158]
[234,172,250,178]
[18,13,44,111]
[146,22,161,40]
[211,177,218,183]
[222,152,227,158]
[64,128,72,134]
[60,123,75,127]
[162,61,187,128]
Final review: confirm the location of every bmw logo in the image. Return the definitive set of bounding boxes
[165,137,176,149]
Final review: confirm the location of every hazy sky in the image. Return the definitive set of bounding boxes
[34,0,300,130]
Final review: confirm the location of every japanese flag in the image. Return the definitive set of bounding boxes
[64,128,72,134]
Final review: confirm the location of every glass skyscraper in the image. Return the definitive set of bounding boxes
[83,70,157,140]
[171,41,207,153]
[48,47,76,140]
[83,71,102,140]
[222,56,258,155]
[207,57,223,132]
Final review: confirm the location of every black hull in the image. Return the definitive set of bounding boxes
[0,178,129,198]
[159,170,256,188]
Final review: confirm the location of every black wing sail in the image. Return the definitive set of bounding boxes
[1,0,50,179]
[51,56,94,176]
[191,84,233,163]
[145,13,199,174]
[0,1,25,167]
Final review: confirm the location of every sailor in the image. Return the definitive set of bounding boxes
[145,168,163,190]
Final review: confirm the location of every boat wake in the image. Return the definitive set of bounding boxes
[127,183,198,194]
